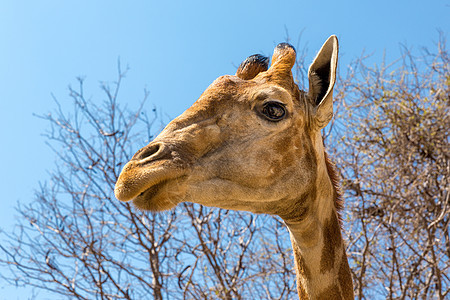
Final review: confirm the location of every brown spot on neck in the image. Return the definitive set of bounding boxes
[290,233,311,299]
[338,248,354,299]
[320,210,342,273]
[316,284,341,300]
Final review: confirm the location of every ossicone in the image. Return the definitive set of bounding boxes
[268,43,297,75]
[236,54,269,80]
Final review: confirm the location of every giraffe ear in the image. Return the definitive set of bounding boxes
[236,54,269,80]
[308,35,339,129]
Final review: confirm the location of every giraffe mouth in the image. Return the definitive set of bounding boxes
[114,156,188,206]
[115,173,186,212]
[131,179,177,211]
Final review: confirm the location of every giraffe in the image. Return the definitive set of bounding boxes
[115,35,354,299]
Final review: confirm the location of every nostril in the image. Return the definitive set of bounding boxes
[132,142,164,162]
[141,144,160,159]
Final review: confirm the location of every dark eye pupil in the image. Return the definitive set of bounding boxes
[262,102,286,120]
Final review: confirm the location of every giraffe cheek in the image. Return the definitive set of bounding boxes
[197,124,221,150]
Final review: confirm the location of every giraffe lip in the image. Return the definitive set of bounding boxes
[131,176,187,211]
[136,179,169,200]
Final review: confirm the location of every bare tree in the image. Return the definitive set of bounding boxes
[332,34,450,299]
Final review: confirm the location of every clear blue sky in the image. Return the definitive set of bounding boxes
[0,0,448,298]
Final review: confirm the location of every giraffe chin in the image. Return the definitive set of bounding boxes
[131,179,183,211]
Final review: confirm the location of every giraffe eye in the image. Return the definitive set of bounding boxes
[261,101,286,121]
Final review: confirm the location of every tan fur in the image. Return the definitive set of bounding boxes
[115,36,353,299]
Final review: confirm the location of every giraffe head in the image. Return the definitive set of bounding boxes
[115,36,339,220]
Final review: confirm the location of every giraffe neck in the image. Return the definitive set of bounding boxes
[284,164,354,299]
[286,213,353,299]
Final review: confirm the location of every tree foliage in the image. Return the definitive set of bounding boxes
[1,37,449,299]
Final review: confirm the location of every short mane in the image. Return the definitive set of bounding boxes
[324,151,344,224]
